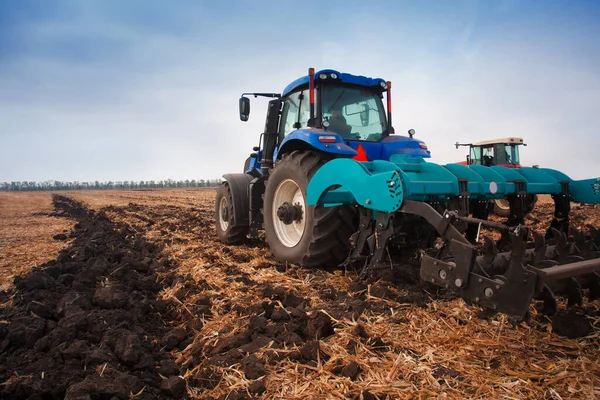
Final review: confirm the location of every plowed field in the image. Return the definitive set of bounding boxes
[1,189,599,399]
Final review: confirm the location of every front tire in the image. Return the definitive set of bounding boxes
[215,183,248,244]
[493,195,538,218]
[264,151,355,268]
[493,199,511,217]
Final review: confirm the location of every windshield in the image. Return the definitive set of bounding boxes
[509,145,520,165]
[469,146,481,164]
[321,85,388,141]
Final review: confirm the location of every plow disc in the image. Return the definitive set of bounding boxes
[420,219,600,319]
[307,156,600,319]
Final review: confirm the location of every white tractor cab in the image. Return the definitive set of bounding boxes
[455,137,536,217]
[455,137,526,168]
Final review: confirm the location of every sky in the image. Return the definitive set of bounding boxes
[1,0,599,182]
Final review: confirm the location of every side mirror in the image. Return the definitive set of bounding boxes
[359,103,370,127]
[239,96,250,122]
[455,141,460,149]
[408,129,415,138]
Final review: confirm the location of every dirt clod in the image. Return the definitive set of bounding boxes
[163,327,188,350]
[248,379,266,395]
[341,361,360,380]
[241,354,266,379]
[160,375,187,398]
[552,310,593,339]
[305,311,334,339]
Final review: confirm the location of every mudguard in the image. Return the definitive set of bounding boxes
[275,129,357,159]
[307,158,404,212]
[222,173,252,226]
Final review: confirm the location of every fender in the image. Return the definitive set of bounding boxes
[222,173,253,226]
[379,135,431,159]
[274,128,358,159]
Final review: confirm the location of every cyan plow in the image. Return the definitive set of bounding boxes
[307,156,600,319]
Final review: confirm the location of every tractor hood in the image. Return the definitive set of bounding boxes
[347,135,431,161]
[381,136,431,159]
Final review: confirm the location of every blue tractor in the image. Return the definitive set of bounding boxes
[217,67,600,319]
[216,68,429,268]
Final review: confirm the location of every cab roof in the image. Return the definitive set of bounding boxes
[281,69,387,97]
[474,137,525,146]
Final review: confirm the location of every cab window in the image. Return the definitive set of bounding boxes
[321,85,388,141]
[482,146,494,166]
[469,147,481,164]
[279,90,310,138]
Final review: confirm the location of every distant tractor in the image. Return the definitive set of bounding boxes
[455,137,536,217]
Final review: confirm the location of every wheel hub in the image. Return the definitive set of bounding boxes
[277,202,303,225]
[218,196,230,231]
[271,178,306,248]
[221,206,229,221]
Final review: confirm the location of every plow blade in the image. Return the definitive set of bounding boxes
[420,226,600,319]
[307,156,600,319]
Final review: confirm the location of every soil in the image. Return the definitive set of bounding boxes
[0,190,599,399]
[0,196,186,399]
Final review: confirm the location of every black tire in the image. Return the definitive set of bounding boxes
[493,195,537,218]
[493,199,511,217]
[264,150,356,268]
[215,183,248,244]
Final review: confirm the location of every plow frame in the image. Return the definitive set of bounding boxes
[343,200,600,319]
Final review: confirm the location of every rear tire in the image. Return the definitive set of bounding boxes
[264,150,356,268]
[493,199,511,217]
[493,195,537,218]
[215,183,248,244]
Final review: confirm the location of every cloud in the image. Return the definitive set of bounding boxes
[0,1,599,182]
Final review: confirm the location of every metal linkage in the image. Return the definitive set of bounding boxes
[343,199,600,319]
[421,225,539,319]
[547,182,571,238]
[342,209,395,280]
[464,200,492,243]
[342,208,374,271]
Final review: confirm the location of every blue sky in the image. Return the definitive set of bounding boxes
[1,0,599,181]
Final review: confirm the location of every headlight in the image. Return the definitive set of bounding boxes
[330,73,338,79]
[319,73,328,79]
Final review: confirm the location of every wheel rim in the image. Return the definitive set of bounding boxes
[272,179,306,248]
[495,199,510,210]
[219,196,229,231]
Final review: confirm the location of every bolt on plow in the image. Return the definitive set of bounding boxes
[307,156,600,319]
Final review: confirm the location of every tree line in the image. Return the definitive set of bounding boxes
[0,179,223,192]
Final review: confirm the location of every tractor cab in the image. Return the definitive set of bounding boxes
[456,137,525,168]
[238,68,430,176]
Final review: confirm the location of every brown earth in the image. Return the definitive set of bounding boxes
[0,192,74,291]
[0,189,599,399]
